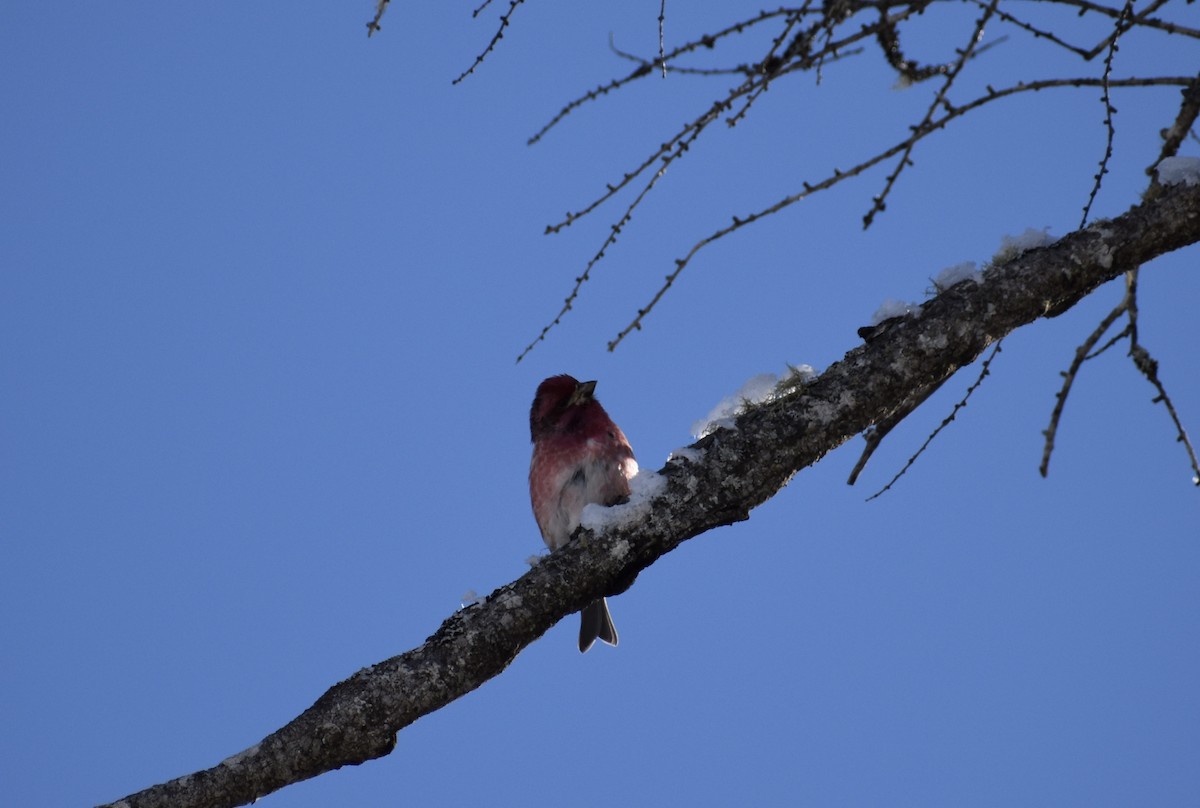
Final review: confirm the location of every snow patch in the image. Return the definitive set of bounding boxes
[993,227,1055,264]
[690,366,816,438]
[691,373,778,438]
[580,470,667,531]
[933,261,981,290]
[870,298,917,326]
[867,227,1055,325]
[668,446,703,464]
[220,744,262,768]
[1157,156,1200,186]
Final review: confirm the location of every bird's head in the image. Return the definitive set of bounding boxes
[530,374,598,440]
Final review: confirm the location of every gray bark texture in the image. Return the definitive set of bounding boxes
[100,179,1200,808]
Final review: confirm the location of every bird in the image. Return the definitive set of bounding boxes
[529,374,638,652]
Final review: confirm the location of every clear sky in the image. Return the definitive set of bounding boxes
[2,4,1197,807]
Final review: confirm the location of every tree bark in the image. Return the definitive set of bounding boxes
[99,179,1200,808]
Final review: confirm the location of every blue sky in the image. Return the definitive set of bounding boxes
[2,4,1198,807]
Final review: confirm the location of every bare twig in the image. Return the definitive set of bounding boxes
[862,0,1000,230]
[1123,269,1200,485]
[452,0,526,85]
[606,75,1191,353]
[516,94,732,363]
[1148,72,1200,187]
[876,0,946,83]
[1040,293,1129,477]
[1079,0,1135,228]
[527,9,794,146]
[658,0,667,78]
[1084,321,1133,360]
[497,2,1195,361]
[846,379,947,486]
[1043,257,1199,485]
[608,33,749,77]
[541,5,924,233]
[862,341,1003,499]
[725,10,809,127]
[1080,0,1173,60]
[972,0,1091,57]
[1044,0,1199,52]
[518,13,894,363]
[366,0,389,37]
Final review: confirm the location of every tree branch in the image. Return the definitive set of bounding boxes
[100,179,1200,808]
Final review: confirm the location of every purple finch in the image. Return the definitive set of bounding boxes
[529,375,637,652]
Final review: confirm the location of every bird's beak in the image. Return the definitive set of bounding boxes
[569,380,597,405]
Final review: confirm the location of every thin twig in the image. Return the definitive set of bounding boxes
[875,0,946,83]
[1040,294,1129,477]
[1048,0,1199,49]
[658,0,667,78]
[1123,269,1200,485]
[863,0,1000,230]
[366,0,389,37]
[517,97,726,363]
[452,0,525,85]
[863,341,1004,499]
[1148,72,1200,187]
[847,379,947,486]
[606,74,1191,353]
[725,12,807,126]
[1084,323,1133,360]
[608,34,747,76]
[545,5,922,232]
[519,11,905,362]
[1079,0,1134,228]
[971,0,1090,57]
[527,9,795,146]
[1080,0,1173,60]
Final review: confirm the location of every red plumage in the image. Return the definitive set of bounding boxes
[529,375,637,652]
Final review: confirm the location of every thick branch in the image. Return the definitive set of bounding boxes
[100,180,1200,808]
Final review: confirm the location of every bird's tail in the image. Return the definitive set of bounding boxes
[579,598,618,653]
